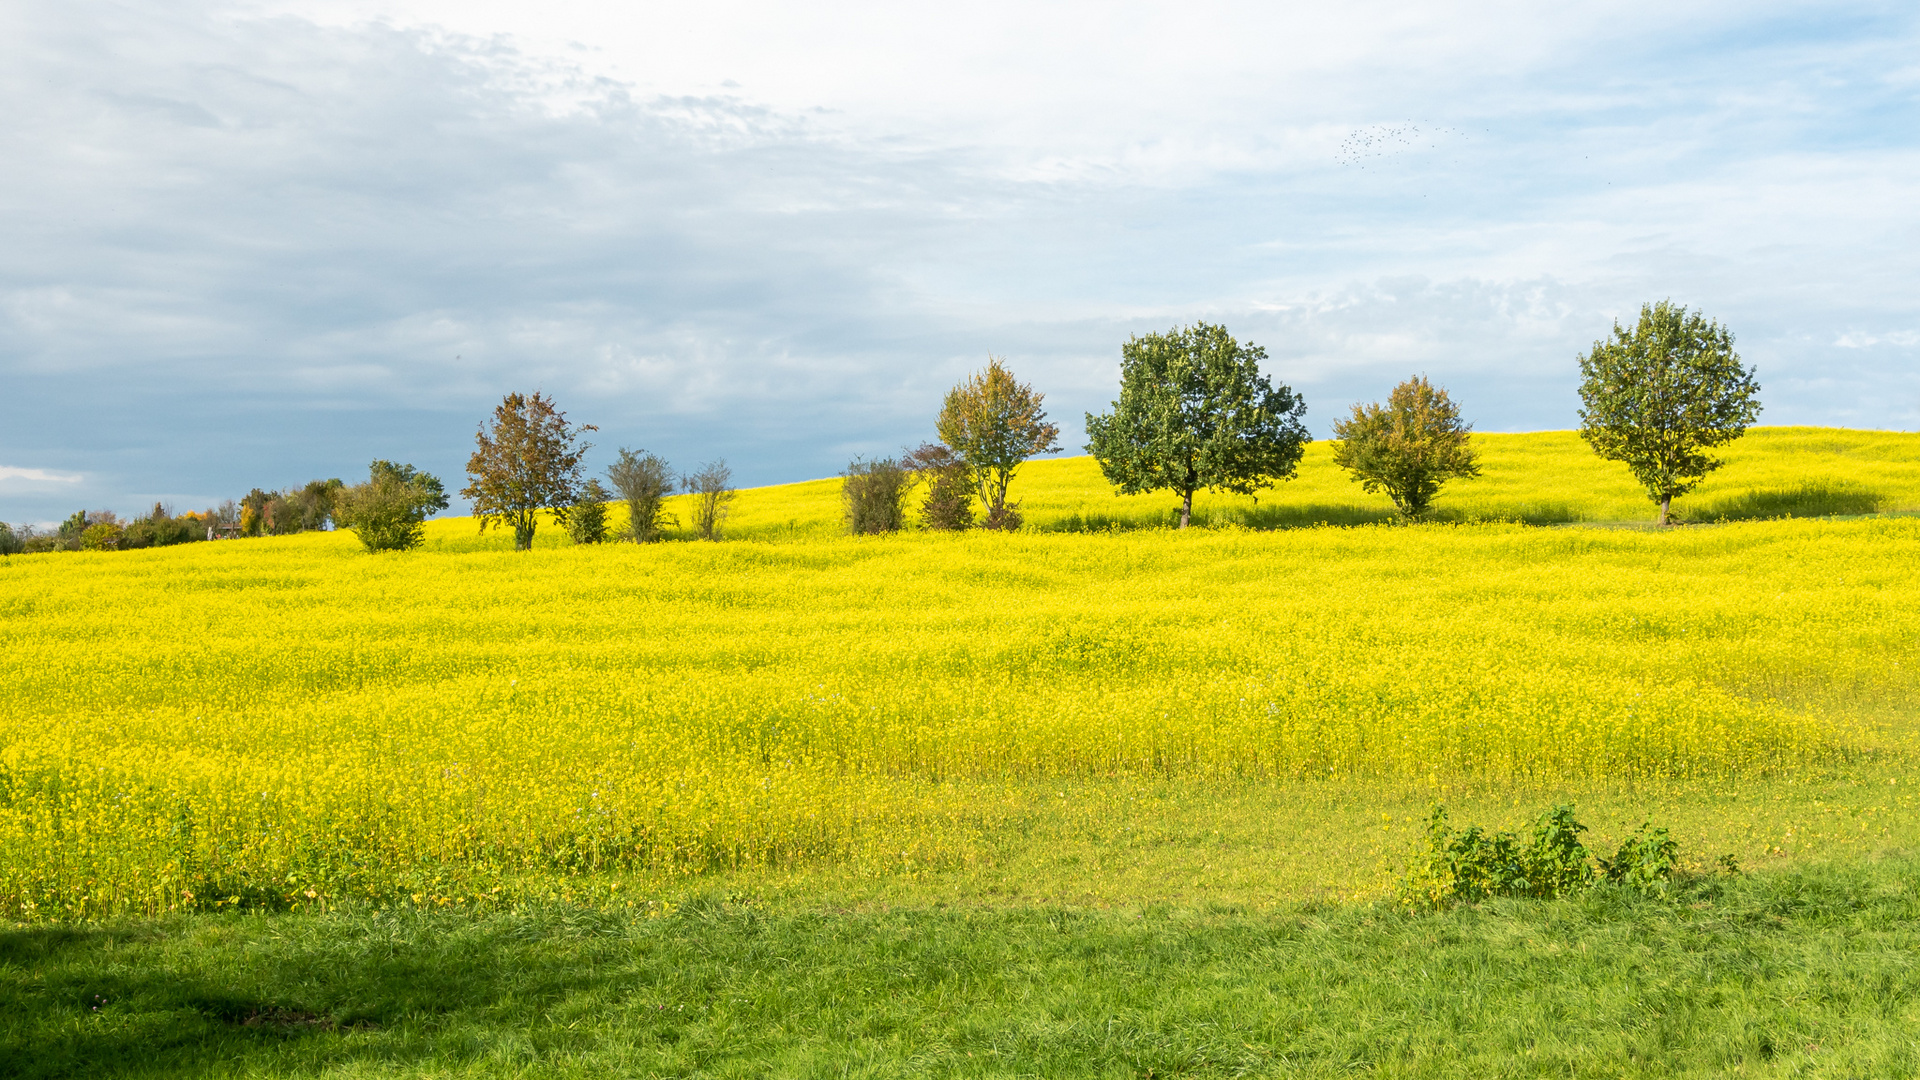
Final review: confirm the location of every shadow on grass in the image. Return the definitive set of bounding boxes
[8,864,1920,1078]
[0,908,621,1079]
[1687,481,1885,522]
[1033,499,1595,533]
[1032,504,1399,533]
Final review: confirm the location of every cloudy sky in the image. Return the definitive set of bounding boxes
[3,0,1916,522]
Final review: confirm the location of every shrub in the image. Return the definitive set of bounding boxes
[682,460,735,541]
[335,460,451,553]
[842,457,911,535]
[606,448,675,542]
[53,510,91,551]
[81,521,124,551]
[122,503,202,550]
[1399,805,1670,906]
[564,479,610,545]
[1597,823,1679,895]
[0,523,23,557]
[983,503,1023,532]
[904,443,974,530]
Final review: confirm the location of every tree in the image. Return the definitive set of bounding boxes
[842,457,911,535]
[291,479,344,532]
[0,523,23,557]
[936,357,1060,530]
[80,521,123,551]
[903,443,975,530]
[1577,301,1761,525]
[335,460,450,553]
[564,479,610,544]
[122,502,200,549]
[1331,376,1481,520]
[239,490,270,537]
[461,391,597,550]
[1085,322,1309,528]
[682,460,735,541]
[56,511,90,549]
[606,448,676,542]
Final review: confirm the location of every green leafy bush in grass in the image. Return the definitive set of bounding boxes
[1401,804,1678,906]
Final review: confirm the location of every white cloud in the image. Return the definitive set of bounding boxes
[1835,330,1920,348]
[0,467,85,486]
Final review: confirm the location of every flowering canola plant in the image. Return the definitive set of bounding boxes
[1,430,1916,919]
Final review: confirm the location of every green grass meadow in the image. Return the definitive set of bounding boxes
[9,857,1920,1078]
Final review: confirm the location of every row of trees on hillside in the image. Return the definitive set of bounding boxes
[415,299,1761,552]
[434,391,738,551]
[0,299,1762,557]
[836,300,1759,534]
[0,504,236,555]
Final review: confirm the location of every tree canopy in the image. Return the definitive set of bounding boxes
[1084,322,1309,528]
[461,392,596,550]
[1577,301,1760,524]
[1331,376,1480,520]
[935,358,1060,529]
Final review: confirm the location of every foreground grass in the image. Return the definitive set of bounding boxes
[7,855,1920,1079]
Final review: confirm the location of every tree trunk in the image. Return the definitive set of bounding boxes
[1657,494,1671,526]
[1179,489,1192,529]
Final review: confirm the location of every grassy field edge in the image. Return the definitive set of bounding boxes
[6,851,1919,1078]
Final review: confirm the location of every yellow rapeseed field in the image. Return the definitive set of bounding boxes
[1,428,1916,919]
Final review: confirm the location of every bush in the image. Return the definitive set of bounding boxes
[606,448,675,542]
[122,503,202,550]
[904,443,974,531]
[0,523,23,557]
[842,457,911,535]
[335,461,450,553]
[682,460,735,542]
[1598,823,1680,895]
[53,510,92,551]
[1399,805,1675,907]
[80,521,124,551]
[564,479,610,544]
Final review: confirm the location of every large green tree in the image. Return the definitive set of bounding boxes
[1085,323,1309,528]
[936,358,1061,529]
[1331,376,1480,520]
[461,392,596,550]
[1577,301,1760,524]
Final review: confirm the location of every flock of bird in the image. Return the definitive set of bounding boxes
[1334,122,1472,168]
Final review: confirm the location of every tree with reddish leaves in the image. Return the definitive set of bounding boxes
[461,391,597,550]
